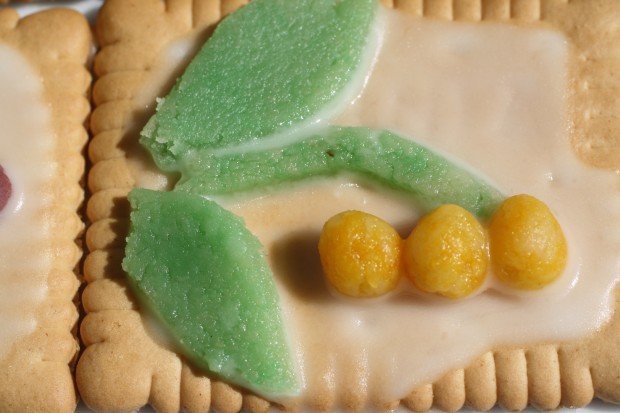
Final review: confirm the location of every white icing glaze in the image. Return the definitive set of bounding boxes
[0,45,54,357]
[134,6,620,408]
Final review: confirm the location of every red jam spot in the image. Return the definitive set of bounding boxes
[0,165,11,212]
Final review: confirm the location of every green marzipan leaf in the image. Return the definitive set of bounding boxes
[122,189,300,399]
[141,0,377,170]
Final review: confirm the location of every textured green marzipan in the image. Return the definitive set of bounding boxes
[141,0,377,170]
[123,189,300,399]
[178,127,505,219]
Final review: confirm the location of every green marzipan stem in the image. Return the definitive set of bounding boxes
[177,127,505,219]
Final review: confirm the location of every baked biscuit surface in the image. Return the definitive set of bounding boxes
[80,0,620,412]
[0,6,90,413]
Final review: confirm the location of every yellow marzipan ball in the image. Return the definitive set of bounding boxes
[318,210,403,298]
[489,194,567,290]
[404,204,488,299]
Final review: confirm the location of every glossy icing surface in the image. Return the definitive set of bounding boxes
[133,7,620,407]
[0,44,53,358]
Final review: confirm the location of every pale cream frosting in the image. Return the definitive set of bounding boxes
[133,6,620,408]
[0,45,54,358]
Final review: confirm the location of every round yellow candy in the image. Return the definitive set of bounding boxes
[318,210,403,298]
[489,194,567,290]
[404,204,488,299]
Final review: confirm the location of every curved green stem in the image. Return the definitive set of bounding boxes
[176,126,505,219]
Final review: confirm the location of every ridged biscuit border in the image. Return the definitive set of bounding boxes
[0,7,91,413]
[79,0,620,412]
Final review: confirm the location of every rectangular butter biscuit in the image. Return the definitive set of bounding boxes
[79,0,620,412]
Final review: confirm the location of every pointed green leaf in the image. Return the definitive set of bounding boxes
[122,189,300,399]
[141,0,378,170]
